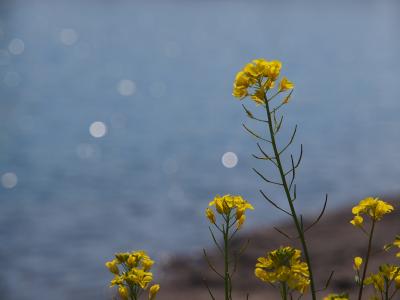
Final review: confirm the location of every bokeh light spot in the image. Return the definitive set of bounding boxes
[60,28,78,46]
[8,38,25,55]
[1,172,18,189]
[222,152,238,168]
[89,121,107,138]
[117,79,136,96]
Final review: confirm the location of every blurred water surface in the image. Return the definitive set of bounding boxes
[0,0,399,299]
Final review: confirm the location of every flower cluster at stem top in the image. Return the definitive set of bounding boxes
[364,264,400,296]
[350,197,394,227]
[105,250,160,300]
[232,58,294,104]
[254,246,310,294]
[206,194,254,229]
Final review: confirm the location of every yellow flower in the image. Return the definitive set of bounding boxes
[142,258,154,271]
[209,194,253,215]
[251,87,266,105]
[209,195,225,214]
[205,208,216,224]
[353,257,362,271]
[149,284,160,300]
[110,275,124,287]
[232,71,250,98]
[255,246,310,294]
[106,250,158,299]
[364,264,400,293]
[243,59,269,79]
[208,195,253,229]
[279,77,294,92]
[237,215,246,229]
[350,215,363,227]
[105,260,119,275]
[118,286,129,300]
[232,58,294,104]
[127,255,137,267]
[233,87,248,98]
[351,197,393,222]
[126,268,153,289]
[265,60,282,81]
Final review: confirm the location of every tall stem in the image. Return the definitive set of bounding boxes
[385,277,389,300]
[357,220,376,300]
[264,97,317,300]
[224,214,231,300]
[280,282,288,300]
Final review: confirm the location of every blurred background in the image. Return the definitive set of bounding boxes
[0,0,399,299]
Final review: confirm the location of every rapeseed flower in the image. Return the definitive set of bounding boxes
[364,264,400,295]
[206,194,253,229]
[350,197,393,226]
[353,256,362,271]
[149,284,160,300]
[279,77,294,92]
[255,246,310,294]
[118,286,129,300]
[105,259,120,275]
[205,208,216,224]
[105,250,160,300]
[232,58,293,105]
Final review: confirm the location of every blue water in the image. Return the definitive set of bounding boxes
[0,0,400,299]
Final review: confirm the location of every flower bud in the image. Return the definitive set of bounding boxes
[149,284,160,300]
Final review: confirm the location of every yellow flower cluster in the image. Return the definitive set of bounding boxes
[323,293,349,300]
[105,250,160,300]
[206,194,254,229]
[254,246,310,294]
[350,197,393,226]
[364,264,400,292]
[232,59,294,104]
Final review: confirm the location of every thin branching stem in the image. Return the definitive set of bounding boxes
[262,94,317,300]
[203,249,224,278]
[224,212,231,300]
[242,124,271,143]
[357,219,376,300]
[260,189,292,217]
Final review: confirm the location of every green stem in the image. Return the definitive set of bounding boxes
[280,282,288,300]
[385,277,389,300]
[264,97,317,300]
[357,219,376,300]
[224,213,231,300]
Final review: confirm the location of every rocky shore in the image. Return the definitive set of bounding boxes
[159,197,400,299]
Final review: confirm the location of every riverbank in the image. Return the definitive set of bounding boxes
[159,196,400,299]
